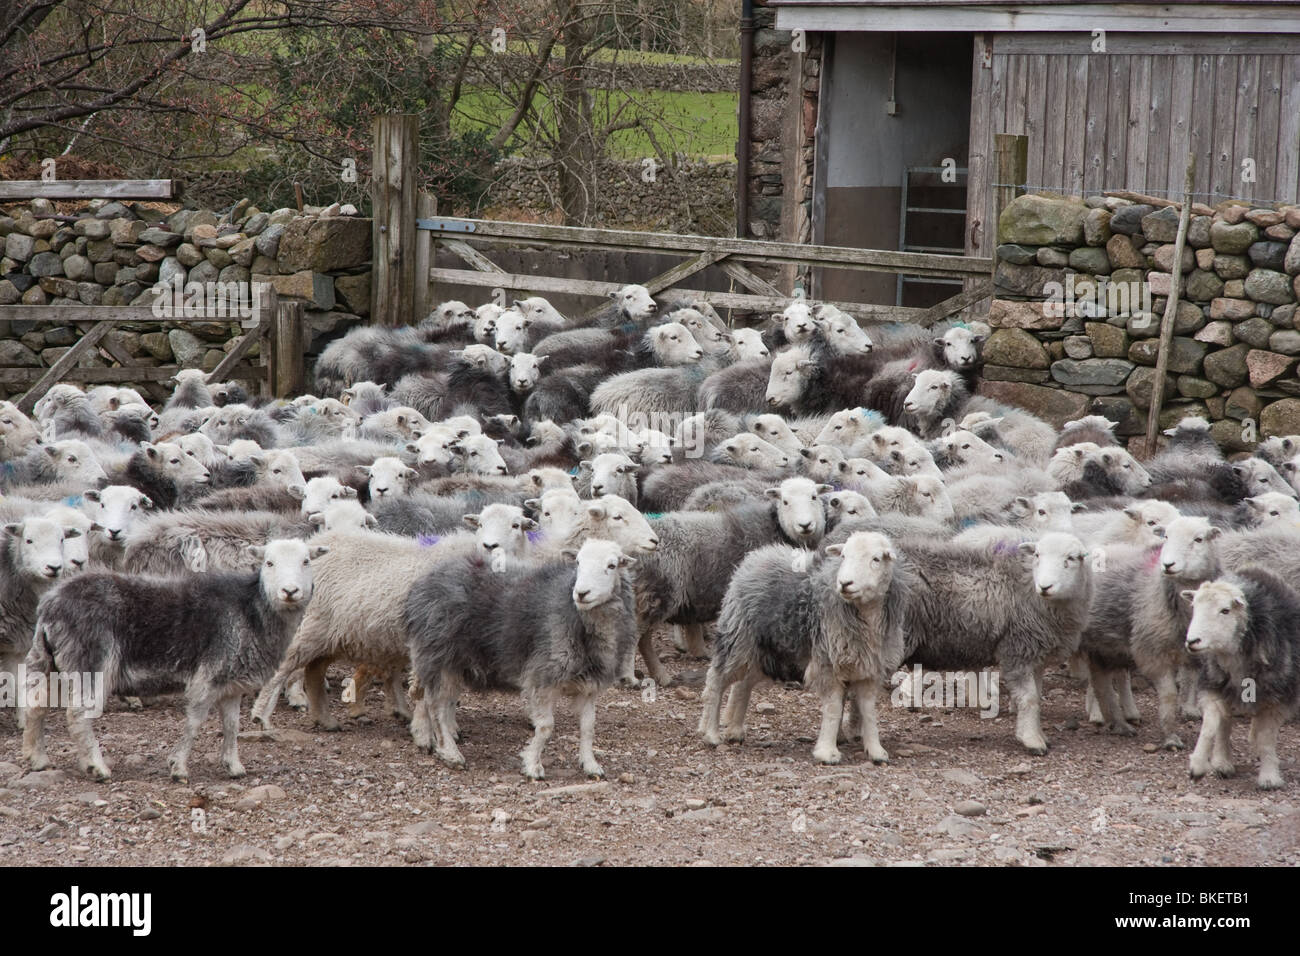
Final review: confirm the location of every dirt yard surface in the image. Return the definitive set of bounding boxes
[2,642,1297,868]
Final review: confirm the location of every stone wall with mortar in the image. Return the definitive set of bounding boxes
[0,198,371,401]
[984,193,1300,447]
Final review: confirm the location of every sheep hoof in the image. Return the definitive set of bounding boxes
[224,762,246,779]
[28,755,50,772]
[1179,706,1201,721]
[702,731,722,747]
[1161,736,1185,751]
[1020,741,1049,756]
[617,675,645,690]
[522,765,545,781]
[315,718,342,732]
[868,749,890,765]
[1257,774,1284,790]
[722,729,746,744]
[85,764,111,782]
[812,747,842,765]
[1212,761,1235,779]
[125,696,144,711]
[170,771,188,784]
[582,762,605,779]
[437,750,466,770]
[1107,722,1137,737]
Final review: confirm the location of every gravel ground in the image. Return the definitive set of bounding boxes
[1,640,1296,868]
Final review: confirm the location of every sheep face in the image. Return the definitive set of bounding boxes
[902,369,954,419]
[44,506,92,572]
[340,381,385,408]
[672,309,731,355]
[494,308,530,355]
[407,429,456,467]
[83,486,153,545]
[765,348,815,408]
[527,467,574,491]
[817,311,873,355]
[570,539,634,611]
[1245,492,1300,524]
[828,531,896,603]
[209,382,249,407]
[1232,458,1297,499]
[509,352,547,393]
[609,284,656,322]
[731,327,769,360]
[749,414,800,451]
[649,322,705,365]
[778,302,816,343]
[456,433,508,476]
[903,475,954,521]
[198,404,255,441]
[248,539,325,611]
[1182,579,1247,655]
[308,398,361,436]
[114,402,160,434]
[1047,442,1101,485]
[455,344,510,376]
[889,444,941,477]
[838,457,884,493]
[361,456,416,499]
[630,429,673,465]
[866,425,918,461]
[936,326,984,370]
[44,440,107,485]
[34,383,86,421]
[253,449,307,498]
[1281,455,1300,495]
[813,408,871,448]
[513,296,566,328]
[1018,532,1090,600]
[532,487,586,540]
[224,438,263,463]
[585,453,638,497]
[1120,500,1180,544]
[937,430,1004,469]
[464,504,534,557]
[823,490,877,524]
[0,402,41,452]
[427,300,474,329]
[767,476,830,544]
[473,303,505,344]
[585,496,658,552]
[719,433,790,471]
[310,499,377,532]
[575,432,620,458]
[1158,516,1220,579]
[1094,447,1152,493]
[301,477,357,518]
[145,441,211,486]
[1013,492,1076,533]
[440,414,481,437]
[3,517,70,580]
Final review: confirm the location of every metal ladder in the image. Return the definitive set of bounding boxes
[896,165,968,306]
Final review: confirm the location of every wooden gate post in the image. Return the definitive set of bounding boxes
[273,299,306,398]
[371,114,420,327]
[991,134,1029,270]
[414,190,437,321]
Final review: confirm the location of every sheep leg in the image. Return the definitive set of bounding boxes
[303,657,340,731]
[1251,706,1285,790]
[679,622,709,659]
[219,693,246,778]
[575,692,604,779]
[410,695,437,752]
[839,691,861,745]
[285,672,310,711]
[1189,694,1233,779]
[1176,663,1201,721]
[812,685,846,765]
[852,679,890,764]
[1118,671,1142,724]
[20,659,50,771]
[722,670,759,743]
[636,627,670,688]
[386,671,412,722]
[346,663,372,719]
[1153,670,1185,750]
[67,704,111,781]
[521,688,556,780]
[1086,660,1136,736]
[170,687,219,783]
[1084,683,1103,725]
[698,664,731,745]
[431,677,465,768]
[1007,666,1048,755]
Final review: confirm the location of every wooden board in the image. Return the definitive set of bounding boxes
[1104,55,1131,187]
[1210,55,1238,201]
[0,366,262,385]
[965,36,994,258]
[1255,54,1283,201]
[16,320,116,413]
[1233,55,1261,203]
[1062,53,1089,194]
[1279,56,1300,201]
[1125,56,1152,194]
[993,32,1300,56]
[1146,54,1175,198]
[0,180,176,200]
[1083,53,1108,193]
[1166,55,1196,199]
[1023,54,1049,190]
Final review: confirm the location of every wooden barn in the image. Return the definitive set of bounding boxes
[746,0,1300,306]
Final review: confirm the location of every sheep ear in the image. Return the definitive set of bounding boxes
[521,517,538,531]
[1017,542,1037,557]
[2,523,21,538]
[577,459,593,472]
[1180,589,1197,604]
[1246,497,1265,512]
[342,487,358,499]
[1123,505,1140,520]
[1207,526,1222,540]
[586,502,607,518]
[140,495,155,510]
[144,443,160,460]
[576,441,593,456]
[215,444,230,456]
[799,447,814,459]
[308,512,325,527]
[816,483,833,494]
[524,498,540,511]
[245,545,266,561]
[248,454,266,469]
[43,445,59,459]
[363,514,378,529]
[560,547,580,561]
[403,467,417,480]
[358,466,372,477]
[1232,596,1246,611]
[309,546,330,560]
[286,485,305,501]
[1071,503,1087,513]
[61,527,82,539]
[617,554,637,568]
[83,489,101,503]
[462,515,481,529]
[837,461,849,473]
[764,487,781,499]
[825,544,843,557]
[1232,464,1245,476]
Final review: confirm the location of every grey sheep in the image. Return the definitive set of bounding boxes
[1,517,77,690]
[122,509,314,576]
[22,539,327,782]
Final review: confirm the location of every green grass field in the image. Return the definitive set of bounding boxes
[453,87,737,161]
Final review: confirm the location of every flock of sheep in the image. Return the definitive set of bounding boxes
[2,283,1300,790]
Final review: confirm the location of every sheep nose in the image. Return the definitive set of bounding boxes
[1039,584,1053,596]
[798,522,813,533]
[646,536,659,549]
[483,542,498,551]
[766,397,780,407]
[71,559,85,568]
[495,466,507,475]
[839,580,854,592]
[108,529,123,540]
[282,586,300,599]
[575,589,591,602]
[374,487,388,496]
[1163,561,1176,571]
[45,564,62,576]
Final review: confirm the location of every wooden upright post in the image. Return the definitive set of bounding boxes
[991,134,1029,268]
[371,114,419,327]
[273,299,306,398]
[1144,153,1197,456]
[413,190,437,322]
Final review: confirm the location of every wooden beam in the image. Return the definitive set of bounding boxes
[918,281,995,327]
[422,218,991,278]
[0,179,177,200]
[1102,190,1215,216]
[414,191,437,321]
[644,251,729,295]
[719,260,784,297]
[0,305,163,323]
[1144,153,1197,457]
[0,365,262,385]
[207,326,268,384]
[439,238,507,274]
[17,320,116,413]
[428,267,929,322]
[992,133,1029,258]
[370,114,420,327]
[273,299,306,398]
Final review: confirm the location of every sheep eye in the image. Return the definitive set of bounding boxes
[961,444,971,450]
[130,504,137,511]
[302,559,309,567]
[834,425,842,431]
[170,459,181,465]
[512,523,520,530]
[1220,607,1230,615]
[470,451,478,457]
[613,514,624,522]
[543,511,550,517]
[1194,537,1203,544]
[25,539,32,545]
[68,456,77,463]
[266,561,273,567]
[1147,520,1157,526]
[1038,510,1046,517]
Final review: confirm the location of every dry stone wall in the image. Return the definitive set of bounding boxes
[986,192,1300,447]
